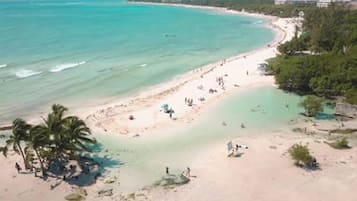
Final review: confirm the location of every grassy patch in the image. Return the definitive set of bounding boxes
[326,138,351,149]
[330,129,357,135]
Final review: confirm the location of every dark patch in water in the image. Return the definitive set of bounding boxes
[315,112,335,120]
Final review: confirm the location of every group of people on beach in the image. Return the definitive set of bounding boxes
[185,97,194,106]
[216,76,225,89]
[165,166,192,178]
[15,162,21,173]
[15,161,40,177]
[220,59,226,66]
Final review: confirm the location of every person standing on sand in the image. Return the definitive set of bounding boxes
[169,108,173,119]
[235,144,239,153]
[186,167,191,177]
[15,162,21,173]
[166,167,169,175]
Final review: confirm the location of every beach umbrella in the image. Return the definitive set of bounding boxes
[161,104,169,111]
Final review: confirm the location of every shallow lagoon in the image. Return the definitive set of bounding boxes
[95,86,305,192]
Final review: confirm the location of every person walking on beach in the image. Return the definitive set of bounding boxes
[166,167,169,175]
[169,108,173,119]
[186,167,191,177]
[240,123,245,128]
[15,162,21,173]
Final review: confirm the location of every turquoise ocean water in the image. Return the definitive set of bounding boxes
[0,0,274,121]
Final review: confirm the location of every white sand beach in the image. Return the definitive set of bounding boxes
[2,119,356,201]
[1,3,356,201]
[82,11,298,136]
[145,131,357,201]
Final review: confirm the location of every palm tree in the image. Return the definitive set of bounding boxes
[41,104,69,162]
[5,119,31,168]
[63,116,96,153]
[0,146,8,157]
[1,104,97,177]
[28,125,50,176]
[36,104,96,170]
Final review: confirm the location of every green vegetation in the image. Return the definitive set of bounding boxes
[129,0,312,17]
[345,88,357,105]
[131,1,357,105]
[268,5,357,104]
[65,193,86,201]
[155,174,190,187]
[330,128,357,134]
[0,104,97,177]
[327,137,351,149]
[299,95,324,117]
[288,143,314,167]
[3,119,31,168]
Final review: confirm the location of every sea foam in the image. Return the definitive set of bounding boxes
[0,64,7,69]
[253,20,264,24]
[50,61,86,73]
[15,69,42,78]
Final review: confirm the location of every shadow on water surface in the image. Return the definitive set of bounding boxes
[61,143,122,187]
[87,142,123,168]
[315,112,335,120]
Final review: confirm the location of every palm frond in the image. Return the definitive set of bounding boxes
[0,146,8,157]
[12,143,20,154]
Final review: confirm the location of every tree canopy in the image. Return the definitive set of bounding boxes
[129,0,311,17]
[299,95,324,117]
[268,5,357,104]
[1,104,97,177]
[130,1,357,104]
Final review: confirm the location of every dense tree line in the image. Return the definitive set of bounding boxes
[130,1,357,104]
[269,5,357,104]
[129,0,311,17]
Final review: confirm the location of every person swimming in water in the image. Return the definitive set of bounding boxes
[240,123,245,128]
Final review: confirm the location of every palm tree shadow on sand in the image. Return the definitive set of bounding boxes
[66,143,121,187]
[48,142,122,188]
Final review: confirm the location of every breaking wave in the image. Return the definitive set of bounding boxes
[50,61,86,73]
[15,69,42,78]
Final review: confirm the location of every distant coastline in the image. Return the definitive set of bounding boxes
[2,3,357,201]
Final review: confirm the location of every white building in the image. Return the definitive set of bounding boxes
[275,0,351,6]
[275,0,317,5]
[317,0,351,8]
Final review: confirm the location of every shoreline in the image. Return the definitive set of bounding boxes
[0,1,294,132]
[78,6,297,136]
[1,3,357,201]
[130,1,277,19]
[2,119,356,201]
